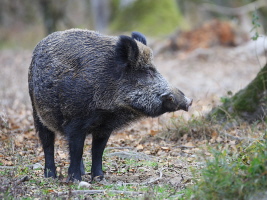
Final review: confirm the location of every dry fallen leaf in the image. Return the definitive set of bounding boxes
[136,144,144,150]
[211,131,218,140]
[182,149,191,154]
[15,135,24,147]
[161,146,170,151]
[169,176,183,185]
[229,140,236,145]
[1,159,13,166]
[216,136,223,143]
[187,157,195,162]
[57,151,68,159]
[144,150,151,155]
[184,142,195,147]
[149,130,158,136]
[205,152,211,156]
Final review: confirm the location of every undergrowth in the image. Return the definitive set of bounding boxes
[163,114,267,200]
[182,135,267,200]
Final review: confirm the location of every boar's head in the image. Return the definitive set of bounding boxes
[115,32,192,117]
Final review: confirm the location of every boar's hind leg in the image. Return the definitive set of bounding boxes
[64,121,87,182]
[34,111,57,178]
[91,132,111,182]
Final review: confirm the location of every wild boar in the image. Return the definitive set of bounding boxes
[28,29,192,182]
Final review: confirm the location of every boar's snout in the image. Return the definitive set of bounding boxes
[183,96,193,111]
[161,90,193,112]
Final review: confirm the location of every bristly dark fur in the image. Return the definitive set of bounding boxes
[28,29,191,182]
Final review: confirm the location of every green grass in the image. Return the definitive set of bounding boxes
[182,138,267,200]
[0,153,183,199]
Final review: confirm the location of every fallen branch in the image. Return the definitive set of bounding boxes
[57,189,143,196]
[107,151,153,160]
[0,164,36,169]
[14,176,29,185]
[106,147,134,150]
[0,166,17,169]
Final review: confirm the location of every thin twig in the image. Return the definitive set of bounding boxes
[177,145,195,149]
[57,189,143,196]
[219,131,260,142]
[162,167,180,175]
[125,167,164,185]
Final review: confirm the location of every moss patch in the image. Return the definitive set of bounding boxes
[110,0,184,36]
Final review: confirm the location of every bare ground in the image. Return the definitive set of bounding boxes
[0,41,266,198]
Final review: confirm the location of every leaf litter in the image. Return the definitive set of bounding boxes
[0,48,266,199]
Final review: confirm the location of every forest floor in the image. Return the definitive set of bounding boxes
[0,40,266,199]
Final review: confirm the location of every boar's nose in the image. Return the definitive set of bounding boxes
[184,96,193,111]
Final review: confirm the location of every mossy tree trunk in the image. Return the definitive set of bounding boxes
[209,63,267,122]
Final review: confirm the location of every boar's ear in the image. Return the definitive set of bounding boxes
[131,32,147,45]
[115,35,139,70]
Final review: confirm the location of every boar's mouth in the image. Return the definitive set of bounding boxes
[161,93,193,112]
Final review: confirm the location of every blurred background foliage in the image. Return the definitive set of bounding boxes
[0,0,266,49]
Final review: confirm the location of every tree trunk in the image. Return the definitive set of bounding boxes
[38,0,69,35]
[90,0,110,33]
[209,63,267,122]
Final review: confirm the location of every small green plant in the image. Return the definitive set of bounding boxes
[143,184,181,200]
[220,96,230,104]
[251,11,261,41]
[219,90,233,104]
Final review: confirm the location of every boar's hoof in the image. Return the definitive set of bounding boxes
[91,175,103,183]
[91,176,109,185]
[44,169,57,179]
[66,174,82,183]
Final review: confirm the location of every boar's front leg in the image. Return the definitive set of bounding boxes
[34,111,57,178]
[64,120,87,182]
[91,132,111,182]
